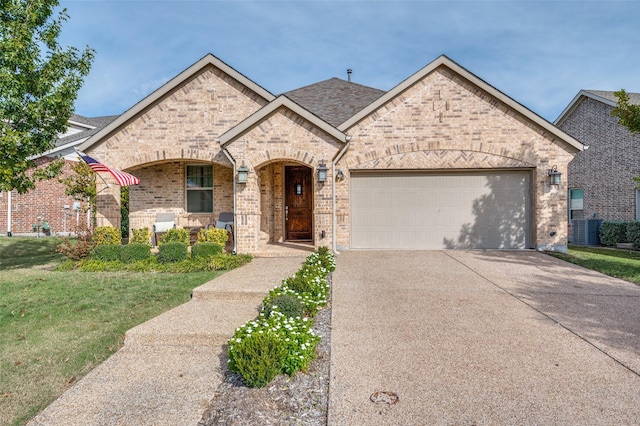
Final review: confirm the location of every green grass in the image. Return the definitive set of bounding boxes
[0,237,223,425]
[0,237,66,269]
[551,245,640,285]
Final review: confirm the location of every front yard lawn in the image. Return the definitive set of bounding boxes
[0,237,222,425]
[551,245,640,285]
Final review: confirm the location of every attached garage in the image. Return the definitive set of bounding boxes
[350,171,532,250]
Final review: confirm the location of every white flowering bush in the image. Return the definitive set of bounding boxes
[228,312,320,380]
[227,247,335,388]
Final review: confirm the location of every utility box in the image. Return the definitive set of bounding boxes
[570,219,603,245]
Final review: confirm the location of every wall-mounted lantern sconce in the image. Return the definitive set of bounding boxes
[335,169,345,181]
[548,165,561,185]
[317,161,328,183]
[237,162,249,184]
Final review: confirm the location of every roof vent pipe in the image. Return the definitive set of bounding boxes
[347,69,352,82]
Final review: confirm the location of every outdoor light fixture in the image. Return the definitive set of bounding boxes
[548,165,561,185]
[335,169,345,181]
[237,162,249,184]
[317,161,328,183]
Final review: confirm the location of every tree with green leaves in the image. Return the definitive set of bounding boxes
[0,0,94,193]
[59,157,96,207]
[612,89,640,135]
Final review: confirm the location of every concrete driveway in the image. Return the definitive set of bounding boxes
[328,251,640,425]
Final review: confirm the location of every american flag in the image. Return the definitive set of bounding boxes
[80,155,140,187]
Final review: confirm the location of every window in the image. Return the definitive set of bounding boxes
[636,189,640,221]
[569,188,584,220]
[186,165,213,213]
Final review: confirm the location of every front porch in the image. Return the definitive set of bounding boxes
[98,159,334,254]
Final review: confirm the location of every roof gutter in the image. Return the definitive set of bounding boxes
[331,135,352,254]
[217,140,238,255]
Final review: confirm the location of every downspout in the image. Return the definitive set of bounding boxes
[218,140,238,255]
[7,191,12,237]
[331,136,351,254]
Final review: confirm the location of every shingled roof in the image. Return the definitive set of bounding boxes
[56,114,119,147]
[583,90,640,105]
[555,89,640,126]
[284,78,385,127]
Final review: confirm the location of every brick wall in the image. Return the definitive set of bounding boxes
[337,66,576,250]
[0,157,84,235]
[86,61,578,254]
[559,97,640,220]
[224,107,342,252]
[88,64,268,239]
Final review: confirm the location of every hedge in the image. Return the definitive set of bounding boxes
[120,243,151,263]
[158,242,188,263]
[599,221,629,246]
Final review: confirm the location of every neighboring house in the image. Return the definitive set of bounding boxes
[78,53,582,254]
[0,114,118,236]
[556,90,640,222]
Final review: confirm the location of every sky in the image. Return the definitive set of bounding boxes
[58,0,640,123]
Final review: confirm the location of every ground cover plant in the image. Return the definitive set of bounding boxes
[0,237,235,425]
[551,245,640,285]
[227,247,335,388]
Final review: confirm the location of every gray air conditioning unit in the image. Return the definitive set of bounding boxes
[570,219,602,245]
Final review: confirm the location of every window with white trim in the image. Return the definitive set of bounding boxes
[186,165,213,213]
[569,188,584,220]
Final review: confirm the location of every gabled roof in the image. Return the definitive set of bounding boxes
[78,53,275,152]
[31,115,119,159]
[555,89,640,126]
[217,95,350,145]
[284,78,385,127]
[57,115,119,147]
[338,54,583,152]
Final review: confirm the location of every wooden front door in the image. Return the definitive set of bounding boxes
[285,166,313,241]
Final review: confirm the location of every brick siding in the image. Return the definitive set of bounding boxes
[337,66,575,250]
[86,61,578,253]
[559,97,640,221]
[0,158,85,235]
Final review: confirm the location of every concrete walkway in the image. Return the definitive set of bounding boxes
[28,257,305,426]
[328,251,640,425]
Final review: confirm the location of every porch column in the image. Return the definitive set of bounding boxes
[235,169,260,253]
[95,177,121,230]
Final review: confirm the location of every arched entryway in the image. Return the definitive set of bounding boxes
[257,162,314,247]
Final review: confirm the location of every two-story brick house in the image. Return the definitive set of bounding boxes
[556,90,640,222]
[78,53,582,254]
[0,115,118,236]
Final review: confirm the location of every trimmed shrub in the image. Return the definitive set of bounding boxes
[314,246,336,272]
[159,228,190,246]
[158,242,188,263]
[131,228,152,246]
[191,242,223,260]
[599,221,629,246]
[92,226,122,246]
[282,273,315,295]
[205,253,252,271]
[120,243,151,263]
[227,331,287,388]
[262,293,305,319]
[628,222,640,249]
[92,244,121,261]
[197,227,229,246]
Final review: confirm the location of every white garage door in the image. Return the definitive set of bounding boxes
[350,171,531,249]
